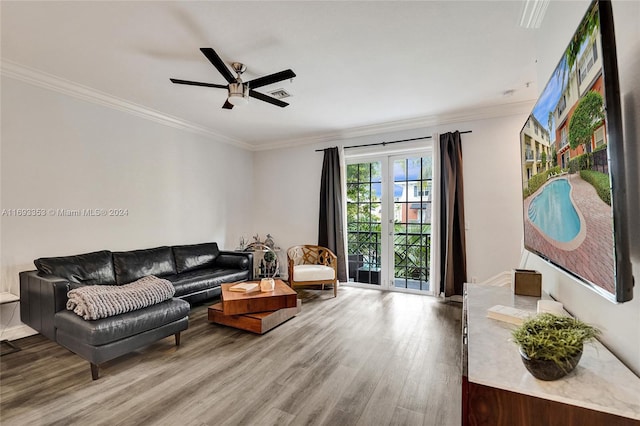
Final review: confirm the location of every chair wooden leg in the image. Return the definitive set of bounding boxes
[175,332,181,346]
[90,363,99,380]
[334,281,338,297]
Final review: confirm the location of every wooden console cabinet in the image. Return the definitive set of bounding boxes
[462,284,640,426]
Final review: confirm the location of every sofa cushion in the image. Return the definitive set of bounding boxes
[113,246,176,285]
[34,250,115,285]
[215,253,250,271]
[165,268,249,297]
[54,298,189,346]
[172,242,220,274]
[293,264,336,281]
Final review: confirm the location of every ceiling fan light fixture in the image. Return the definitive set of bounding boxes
[228,93,248,106]
[228,82,249,106]
[171,48,295,109]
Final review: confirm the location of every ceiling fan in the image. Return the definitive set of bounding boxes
[170,47,296,109]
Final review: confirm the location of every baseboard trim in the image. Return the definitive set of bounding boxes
[437,293,464,303]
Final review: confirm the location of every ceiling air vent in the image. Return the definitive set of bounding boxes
[267,88,292,99]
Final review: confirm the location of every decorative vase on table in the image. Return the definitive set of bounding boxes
[260,278,275,292]
[519,347,583,381]
[511,313,599,382]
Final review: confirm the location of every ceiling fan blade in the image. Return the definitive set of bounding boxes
[247,69,296,89]
[170,78,227,89]
[249,90,289,108]
[200,47,235,84]
[222,100,234,109]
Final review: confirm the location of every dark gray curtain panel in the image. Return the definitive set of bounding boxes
[439,131,467,296]
[318,147,347,282]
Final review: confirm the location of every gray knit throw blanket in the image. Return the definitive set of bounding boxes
[66,275,175,320]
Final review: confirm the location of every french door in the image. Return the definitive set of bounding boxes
[346,151,435,294]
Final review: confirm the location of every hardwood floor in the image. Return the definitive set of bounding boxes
[0,286,462,426]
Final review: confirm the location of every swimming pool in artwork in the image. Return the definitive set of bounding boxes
[528,179,581,243]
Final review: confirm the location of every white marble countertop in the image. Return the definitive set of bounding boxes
[466,283,640,420]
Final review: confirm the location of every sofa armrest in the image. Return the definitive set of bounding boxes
[216,251,253,280]
[19,270,73,341]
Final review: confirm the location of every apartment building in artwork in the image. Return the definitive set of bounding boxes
[520,114,552,189]
[554,29,607,169]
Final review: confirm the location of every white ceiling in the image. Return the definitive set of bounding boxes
[1,1,539,150]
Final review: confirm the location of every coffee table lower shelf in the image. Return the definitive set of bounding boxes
[208,299,302,334]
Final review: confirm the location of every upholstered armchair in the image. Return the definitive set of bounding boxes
[287,245,338,297]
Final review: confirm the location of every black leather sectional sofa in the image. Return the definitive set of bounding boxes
[19,242,252,379]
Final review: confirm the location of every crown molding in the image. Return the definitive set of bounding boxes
[0,60,251,150]
[254,99,536,152]
[2,60,535,153]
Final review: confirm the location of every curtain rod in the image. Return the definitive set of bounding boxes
[315,130,472,152]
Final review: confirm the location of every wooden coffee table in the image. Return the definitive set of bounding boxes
[208,280,301,334]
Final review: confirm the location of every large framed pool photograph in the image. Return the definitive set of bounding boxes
[519,0,633,303]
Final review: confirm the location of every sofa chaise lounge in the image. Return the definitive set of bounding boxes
[19,242,252,379]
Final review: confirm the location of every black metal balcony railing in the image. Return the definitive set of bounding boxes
[347,229,381,285]
[394,232,431,290]
[347,229,431,290]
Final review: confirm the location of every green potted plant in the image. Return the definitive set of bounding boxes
[262,248,278,277]
[511,313,599,381]
[263,250,276,264]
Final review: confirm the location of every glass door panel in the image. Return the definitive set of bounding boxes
[346,152,434,293]
[347,161,382,286]
[391,156,432,292]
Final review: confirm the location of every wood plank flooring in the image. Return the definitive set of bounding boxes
[0,286,462,426]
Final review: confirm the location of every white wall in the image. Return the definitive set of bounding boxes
[253,113,528,289]
[251,143,324,253]
[524,0,640,375]
[459,116,527,283]
[0,77,254,335]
